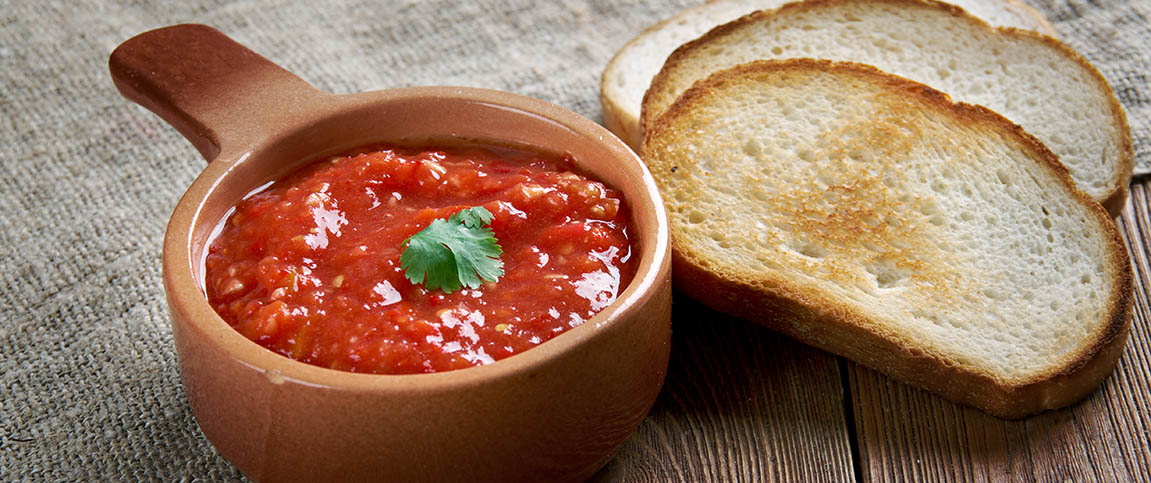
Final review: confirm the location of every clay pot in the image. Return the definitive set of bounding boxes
[110,24,671,482]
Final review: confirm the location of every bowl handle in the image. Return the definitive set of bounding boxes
[109,24,326,161]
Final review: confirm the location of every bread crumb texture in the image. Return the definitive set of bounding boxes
[643,0,1129,205]
[601,0,1056,149]
[645,60,1119,385]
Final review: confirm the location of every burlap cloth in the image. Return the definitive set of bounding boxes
[2,0,1147,479]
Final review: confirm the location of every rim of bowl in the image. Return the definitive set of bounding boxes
[163,85,671,392]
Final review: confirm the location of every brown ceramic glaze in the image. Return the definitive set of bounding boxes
[110,24,671,482]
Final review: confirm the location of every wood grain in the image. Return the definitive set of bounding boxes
[849,180,1151,482]
[595,294,856,482]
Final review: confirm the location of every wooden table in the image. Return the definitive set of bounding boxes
[594,180,1151,481]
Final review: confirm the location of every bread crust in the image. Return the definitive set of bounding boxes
[640,0,1133,216]
[602,0,1060,151]
[991,24,1133,216]
[600,0,747,150]
[599,17,657,149]
[600,87,636,152]
[700,0,1059,35]
[999,0,1057,36]
[644,59,1134,418]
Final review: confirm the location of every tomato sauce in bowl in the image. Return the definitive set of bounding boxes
[203,144,636,374]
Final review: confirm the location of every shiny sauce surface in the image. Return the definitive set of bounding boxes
[203,144,636,374]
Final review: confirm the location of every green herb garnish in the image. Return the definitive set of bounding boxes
[400,206,504,293]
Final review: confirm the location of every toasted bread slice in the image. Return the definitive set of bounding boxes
[641,0,1132,216]
[642,59,1132,418]
[601,0,1057,150]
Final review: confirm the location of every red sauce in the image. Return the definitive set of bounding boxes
[203,144,636,374]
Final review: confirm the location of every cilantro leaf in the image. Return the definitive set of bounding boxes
[450,206,493,228]
[400,206,504,293]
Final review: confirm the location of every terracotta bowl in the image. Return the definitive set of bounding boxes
[109,24,671,482]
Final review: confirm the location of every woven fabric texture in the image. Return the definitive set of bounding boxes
[1,0,1147,479]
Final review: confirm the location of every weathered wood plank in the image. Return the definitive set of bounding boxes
[849,180,1151,482]
[595,294,855,482]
